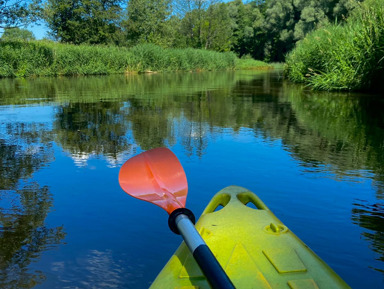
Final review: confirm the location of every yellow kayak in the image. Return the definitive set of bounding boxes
[150,186,350,289]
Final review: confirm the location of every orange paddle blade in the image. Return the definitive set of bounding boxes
[118,147,188,214]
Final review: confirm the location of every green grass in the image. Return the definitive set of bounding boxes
[284,0,384,91]
[127,44,237,72]
[235,56,274,70]
[0,41,131,77]
[0,41,239,77]
[52,43,131,75]
[0,40,280,78]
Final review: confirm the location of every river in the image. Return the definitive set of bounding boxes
[0,71,383,288]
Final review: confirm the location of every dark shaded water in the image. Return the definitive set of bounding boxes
[0,71,383,288]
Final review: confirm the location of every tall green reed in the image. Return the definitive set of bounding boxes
[0,41,237,77]
[127,44,237,72]
[285,0,384,91]
[0,41,54,77]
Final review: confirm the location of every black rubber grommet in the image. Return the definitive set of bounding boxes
[168,208,195,235]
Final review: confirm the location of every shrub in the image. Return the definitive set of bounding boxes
[285,0,384,91]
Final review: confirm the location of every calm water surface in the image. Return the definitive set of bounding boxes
[0,71,383,288]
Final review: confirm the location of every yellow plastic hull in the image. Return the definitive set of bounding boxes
[150,186,350,289]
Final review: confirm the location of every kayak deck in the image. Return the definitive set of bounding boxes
[150,186,350,289]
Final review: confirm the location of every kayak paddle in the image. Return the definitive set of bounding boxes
[118,147,235,289]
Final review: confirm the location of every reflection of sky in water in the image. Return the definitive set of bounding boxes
[68,150,137,168]
[50,250,127,288]
[0,72,384,288]
[0,105,54,124]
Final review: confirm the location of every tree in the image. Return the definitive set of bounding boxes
[201,3,232,51]
[1,27,35,40]
[162,15,185,48]
[228,0,265,58]
[177,0,220,49]
[0,0,41,29]
[43,0,124,44]
[262,0,360,62]
[125,0,172,46]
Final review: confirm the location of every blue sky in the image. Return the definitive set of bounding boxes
[28,22,49,40]
[0,23,48,40]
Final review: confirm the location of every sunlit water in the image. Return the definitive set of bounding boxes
[0,71,383,288]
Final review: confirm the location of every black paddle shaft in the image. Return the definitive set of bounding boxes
[192,244,236,289]
[169,209,236,289]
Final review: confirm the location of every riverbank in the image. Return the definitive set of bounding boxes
[284,0,384,92]
[0,41,272,77]
[235,57,276,70]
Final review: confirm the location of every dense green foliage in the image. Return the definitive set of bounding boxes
[27,0,359,62]
[150,0,359,61]
[1,27,35,41]
[285,0,384,91]
[261,0,359,61]
[0,41,237,77]
[43,0,124,44]
[124,0,171,46]
[3,0,381,90]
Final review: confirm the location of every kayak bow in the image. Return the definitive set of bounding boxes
[150,186,350,289]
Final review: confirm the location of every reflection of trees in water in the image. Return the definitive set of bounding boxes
[128,98,177,151]
[3,73,384,278]
[222,78,384,193]
[280,85,384,191]
[0,184,66,288]
[42,72,384,190]
[232,81,384,271]
[249,82,384,274]
[54,101,132,164]
[181,91,215,158]
[0,72,238,106]
[352,200,384,272]
[0,123,54,190]
[0,122,65,288]
[180,120,209,158]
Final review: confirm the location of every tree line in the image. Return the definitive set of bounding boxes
[1,0,361,61]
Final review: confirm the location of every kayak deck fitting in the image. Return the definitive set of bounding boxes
[150,186,350,289]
